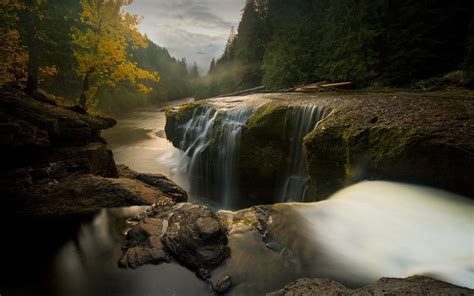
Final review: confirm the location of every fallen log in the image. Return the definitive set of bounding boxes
[295,81,352,92]
[217,86,266,98]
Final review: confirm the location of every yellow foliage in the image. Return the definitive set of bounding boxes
[72,0,159,104]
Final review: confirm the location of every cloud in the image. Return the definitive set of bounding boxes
[126,0,244,73]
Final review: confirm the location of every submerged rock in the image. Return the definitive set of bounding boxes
[267,276,474,295]
[211,275,232,295]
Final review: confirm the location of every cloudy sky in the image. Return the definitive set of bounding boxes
[126,0,245,73]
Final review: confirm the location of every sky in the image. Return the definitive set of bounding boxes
[126,0,245,73]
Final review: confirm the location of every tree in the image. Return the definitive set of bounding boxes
[208,58,216,75]
[0,0,28,85]
[190,62,199,78]
[20,0,48,95]
[72,0,159,110]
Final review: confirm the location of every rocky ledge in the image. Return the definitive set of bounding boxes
[267,276,473,296]
[0,86,187,217]
[165,91,474,201]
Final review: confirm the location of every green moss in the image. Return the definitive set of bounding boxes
[165,101,206,123]
[406,275,424,281]
[246,103,289,132]
[369,127,417,165]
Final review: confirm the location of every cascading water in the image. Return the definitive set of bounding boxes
[179,106,218,198]
[217,108,254,208]
[177,105,253,208]
[280,105,330,202]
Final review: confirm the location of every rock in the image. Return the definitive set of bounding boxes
[118,246,169,269]
[211,275,232,295]
[17,174,176,216]
[266,276,474,295]
[196,267,212,280]
[166,92,474,201]
[304,94,474,199]
[119,204,230,273]
[0,119,50,169]
[162,205,230,271]
[0,85,116,145]
[196,217,221,239]
[0,86,188,219]
[267,278,350,296]
[117,164,187,202]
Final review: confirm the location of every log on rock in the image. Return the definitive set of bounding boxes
[295,81,352,92]
[217,86,266,98]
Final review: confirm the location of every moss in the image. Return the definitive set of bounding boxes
[406,275,424,281]
[370,127,416,165]
[246,103,289,134]
[165,101,206,122]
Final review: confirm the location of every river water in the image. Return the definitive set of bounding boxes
[2,100,472,295]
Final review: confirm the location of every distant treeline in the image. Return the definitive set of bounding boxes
[197,0,474,97]
[1,0,193,115]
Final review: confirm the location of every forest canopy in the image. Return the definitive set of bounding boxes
[196,0,474,97]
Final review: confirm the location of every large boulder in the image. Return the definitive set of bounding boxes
[166,92,474,202]
[304,93,474,199]
[0,86,116,146]
[119,204,230,276]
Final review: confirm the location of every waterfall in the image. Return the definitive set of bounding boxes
[178,106,253,207]
[280,105,330,202]
[217,108,254,208]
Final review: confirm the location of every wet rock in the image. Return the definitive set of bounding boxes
[117,165,187,202]
[166,92,474,201]
[267,276,474,296]
[118,246,169,269]
[162,205,230,271]
[267,278,351,296]
[211,275,232,295]
[196,217,221,239]
[196,268,212,280]
[120,204,230,274]
[18,174,176,216]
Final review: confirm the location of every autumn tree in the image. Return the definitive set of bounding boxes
[72,0,159,110]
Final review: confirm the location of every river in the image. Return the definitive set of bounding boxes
[1,100,472,295]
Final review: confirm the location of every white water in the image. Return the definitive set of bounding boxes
[280,105,330,202]
[177,106,253,207]
[212,181,474,294]
[217,108,254,208]
[294,181,474,288]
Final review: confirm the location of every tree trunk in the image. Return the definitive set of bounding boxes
[25,6,39,96]
[79,71,92,110]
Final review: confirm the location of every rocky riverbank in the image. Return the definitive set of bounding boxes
[165,91,474,202]
[267,276,474,295]
[0,86,187,217]
[116,194,473,295]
